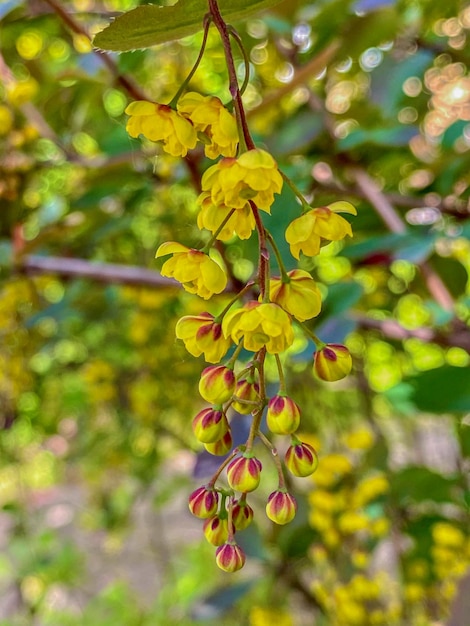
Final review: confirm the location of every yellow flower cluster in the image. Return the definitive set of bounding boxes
[124,12,356,574]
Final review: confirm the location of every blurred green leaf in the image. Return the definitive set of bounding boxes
[409,366,470,412]
[389,467,461,504]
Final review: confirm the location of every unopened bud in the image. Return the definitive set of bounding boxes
[203,515,229,546]
[265,490,297,525]
[199,365,236,404]
[192,407,229,443]
[188,485,219,519]
[227,455,262,492]
[285,441,318,477]
[215,542,246,572]
[314,344,352,381]
[266,395,301,435]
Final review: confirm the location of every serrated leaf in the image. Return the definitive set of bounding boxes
[94,0,284,52]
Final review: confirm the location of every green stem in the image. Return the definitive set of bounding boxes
[245,347,267,452]
[215,281,256,322]
[299,322,326,349]
[169,13,212,107]
[281,170,310,212]
[201,209,236,251]
[274,354,287,395]
[258,430,286,490]
[208,448,239,487]
[225,342,244,368]
[265,230,290,282]
[228,26,251,96]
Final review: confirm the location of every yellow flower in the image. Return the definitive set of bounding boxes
[155,242,227,299]
[200,148,283,213]
[222,301,294,354]
[432,522,466,548]
[125,101,197,156]
[197,193,255,241]
[250,607,293,626]
[177,92,238,158]
[285,201,356,259]
[175,312,232,363]
[268,269,322,322]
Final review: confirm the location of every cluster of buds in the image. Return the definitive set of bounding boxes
[125,0,355,572]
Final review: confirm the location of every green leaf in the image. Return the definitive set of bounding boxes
[93,0,284,51]
[389,467,461,504]
[409,366,470,413]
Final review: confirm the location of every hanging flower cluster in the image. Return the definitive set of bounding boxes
[125,0,356,573]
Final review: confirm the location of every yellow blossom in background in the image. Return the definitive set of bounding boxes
[352,473,389,507]
[222,301,294,354]
[311,453,353,488]
[197,193,256,240]
[177,92,238,158]
[285,201,356,259]
[268,269,322,322]
[342,427,375,450]
[125,101,197,156]
[432,522,466,548]
[250,606,293,626]
[200,148,283,213]
[156,242,227,299]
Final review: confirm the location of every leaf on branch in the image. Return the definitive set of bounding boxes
[93,0,284,52]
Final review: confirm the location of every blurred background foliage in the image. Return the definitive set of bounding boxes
[0,0,469,624]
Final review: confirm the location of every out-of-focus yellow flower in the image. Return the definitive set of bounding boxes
[125,101,197,156]
[342,427,375,450]
[309,489,339,514]
[156,242,227,299]
[432,522,466,548]
[338,510,369,534]
[352,474,389,507]
[197,193,255,240]
[177,92,238,158]
[285,201,356,259]
[370,517,390,537]
[200,148,283,213]
[175,312,231,362]
[250,606,293,626]
[0,105,13,135]
[268,269,322,322]
[222,301,294,354]
[404,582,426,603]
[311,453,353,489]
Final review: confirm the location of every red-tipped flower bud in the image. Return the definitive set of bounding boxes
[266,490,297,525]
[215,542,246,572]
[232,498,254,530]
[314,344,352,381]
[204,430,233,456]
[285,441,319,477]
[232,379,260,414]
[227,455,262,492]
[203,515,229,546]
[192,407,229,443]
[188,485,219,519]
[199,365,236,404]
[266,395,301,435]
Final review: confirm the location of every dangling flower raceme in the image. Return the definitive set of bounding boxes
[314,343,352,381]
[265,490,297,525]
[175,312,231,363]
[198,365,236,404]
[156,242,227,300]
[125,101,197,157]
[197,193,256,241]
[200,148,283,213]
[222,301,294,354]
[176,92,238,158]
[285,201,356,259]
[268,269,322,322]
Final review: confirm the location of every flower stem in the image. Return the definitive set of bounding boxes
[265,229,290,282]
[202,209,236,251]
[228,26,251,96]
[250,200,269,301]
[258,430,286,489]
[274,353,287,394]
[208,448,238,487]
[245,347,267,452]
[300,322,326,349]
[169,13,212,107]
[215,281,256,322]
[281,170,310,211]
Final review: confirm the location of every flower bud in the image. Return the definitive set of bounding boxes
[199,365,236,404]
[204,430,233,456]
[314,344,352,381]
[227,455,262,492]
[266,490,297,525]
[203,515,229,546]
[285,441,319,477]
[232,379,260,414]
[192,407,229,443]
[232,498,254,530]
[215,542,246,572]
[188,485,219,519]
[266,395,301,435]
